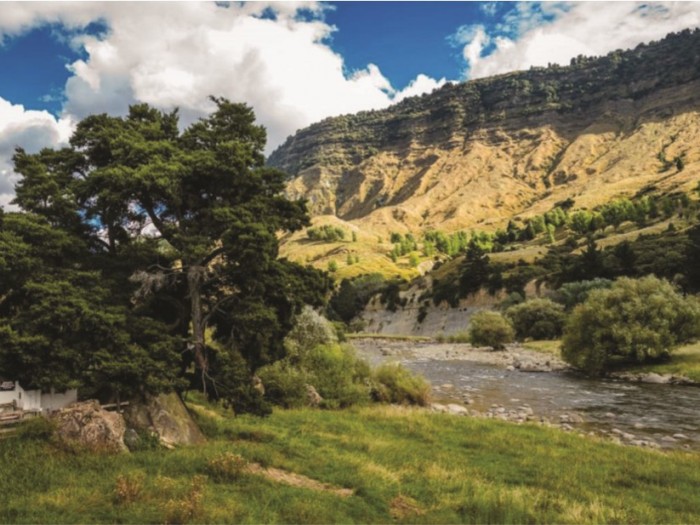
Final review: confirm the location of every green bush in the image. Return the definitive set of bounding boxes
[284,306,338,361]
[258,343,372,409]
[505,298,566,340]
[206,452,248,482]
[257,360,309,408]
[371,363,431,406]
[562,276,700,375]
[551,278,612,310]
[468,311,515,350]
[304,344,372,408]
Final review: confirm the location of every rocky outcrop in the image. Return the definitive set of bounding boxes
[124,393,205,448]
[271,30,700,238]
[51,400,127,453]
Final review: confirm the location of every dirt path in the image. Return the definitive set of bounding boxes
[246,463,354,497]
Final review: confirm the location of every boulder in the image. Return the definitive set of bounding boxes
[446,404,469,416]
[639,373,669,384]
[124,392,205,448]
[430,403,448,413]
[51,400,127,453]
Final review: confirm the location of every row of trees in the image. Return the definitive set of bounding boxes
[0,99,329,412]
[387,189,697,267]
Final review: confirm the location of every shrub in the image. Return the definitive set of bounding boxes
[372,363,431,406]
[163,475,206,524]
[303,344,372,408]
[257,361,309,408]
[284,306,338,360]
[307,225,346,242]
[561,276,700,375]
[207,453,248,482]
[551,278,612,310]
[259,343,372,409]
[505,298,566,340]
[114,472,145,505]
[468,311,515,350]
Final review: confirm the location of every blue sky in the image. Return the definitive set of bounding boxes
[1,1,700,209]
[1,2,503,115]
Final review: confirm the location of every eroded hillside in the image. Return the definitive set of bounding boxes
[270,29,700,239]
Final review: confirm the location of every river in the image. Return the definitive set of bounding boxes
[351,339,700,451]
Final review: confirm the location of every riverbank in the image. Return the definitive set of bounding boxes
[1,402,700,524]
[351,338,569,372]
[349,337,700,451]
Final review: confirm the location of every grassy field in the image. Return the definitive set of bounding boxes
[2,401,700,524]
[522,340,563,356]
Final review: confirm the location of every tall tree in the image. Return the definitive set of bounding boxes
[11,98,328,405]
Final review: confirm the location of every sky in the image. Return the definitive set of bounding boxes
[2,1,700,210]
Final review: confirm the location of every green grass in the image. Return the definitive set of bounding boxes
[522,340,562,356]
[522,340,700,382]
[625,341,700,382]
[2,403,700,523]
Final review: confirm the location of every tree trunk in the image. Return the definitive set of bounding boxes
[187,265,208,393]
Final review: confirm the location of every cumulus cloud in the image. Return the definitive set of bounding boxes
[454,2,700,79]
[394,74,448,103]
[0,2,445,209]
[0,97,72,210]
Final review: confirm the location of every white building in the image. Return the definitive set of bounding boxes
[0,381,77,413]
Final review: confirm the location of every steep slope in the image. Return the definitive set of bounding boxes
[270,29,700,240]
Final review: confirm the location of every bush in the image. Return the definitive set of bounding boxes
[207,452,248,482]
[303,344,372,408]
[505,298,566,340]
[114,471,145,504]
[561,276,700,375]
[551,278,612,310]
[284,306,338,360]
[372,363,431,406]
[257,360,309,408]
[258,343,372,409]
[468,311,515,350]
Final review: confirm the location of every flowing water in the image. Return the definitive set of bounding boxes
[360,343,700,450]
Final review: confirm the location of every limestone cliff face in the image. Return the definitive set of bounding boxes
[269,29,700,234]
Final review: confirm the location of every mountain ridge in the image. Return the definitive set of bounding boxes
[269,28,700,236]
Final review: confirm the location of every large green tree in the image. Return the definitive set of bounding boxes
[561,276,700,375]
[9,98,328,407]
[0,211,182,399]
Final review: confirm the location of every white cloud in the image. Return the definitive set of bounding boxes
[0,2,445,209]
[394,74,447,103]
[456,2,700,79]
[0,97,73,210]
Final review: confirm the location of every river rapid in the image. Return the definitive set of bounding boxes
[351,339,700,451]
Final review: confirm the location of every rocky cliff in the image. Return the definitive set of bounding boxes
[270,29,700,236]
